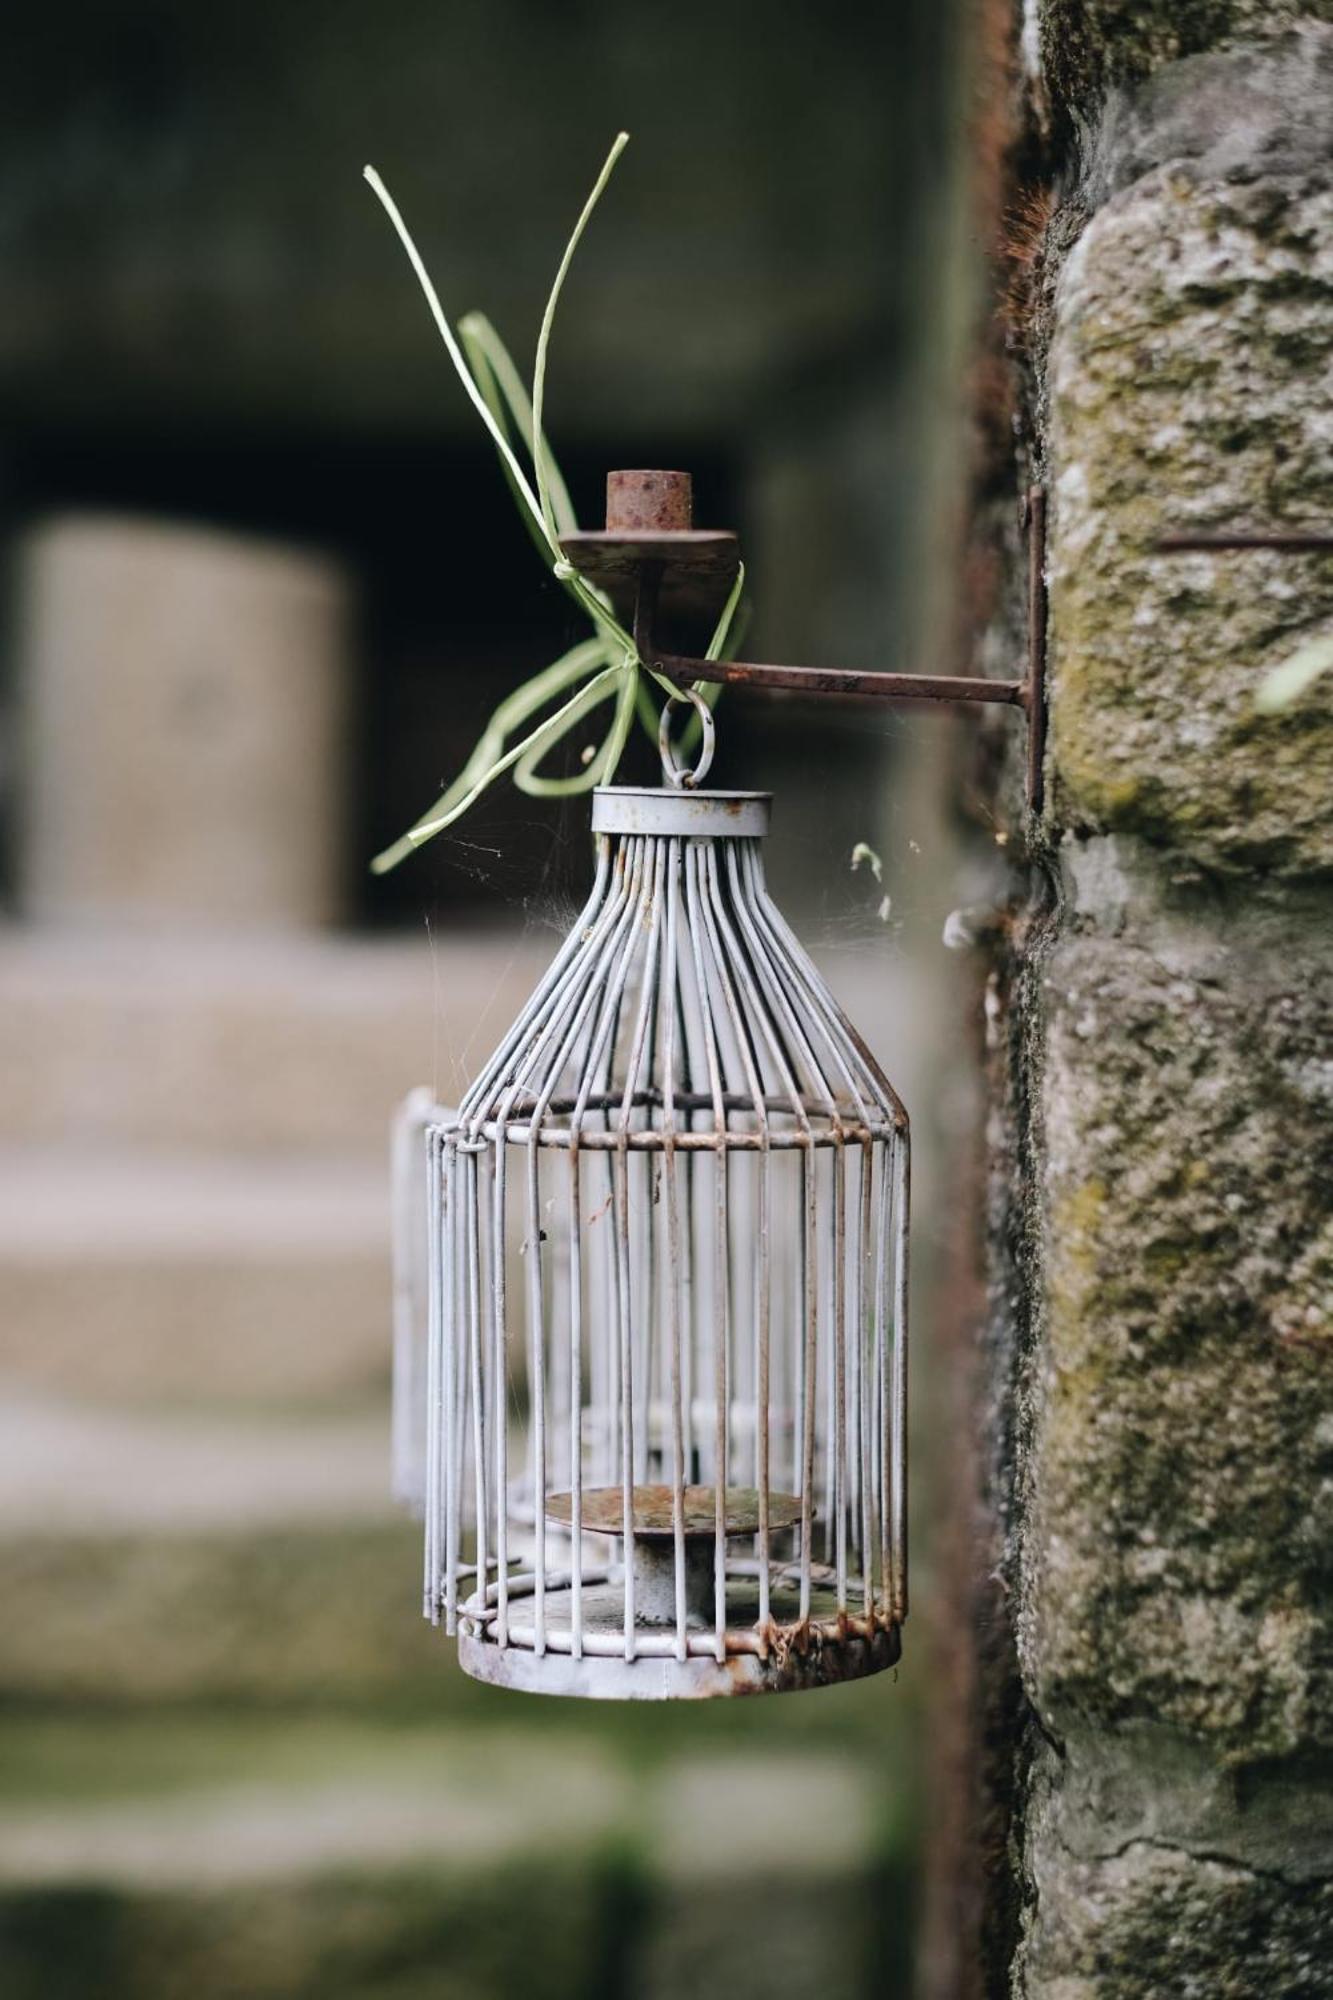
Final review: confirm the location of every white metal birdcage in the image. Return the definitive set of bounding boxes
[406,779,908,1699]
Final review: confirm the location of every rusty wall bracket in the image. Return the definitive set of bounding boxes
[560,471,1048,813]
[1156,530,1333,553]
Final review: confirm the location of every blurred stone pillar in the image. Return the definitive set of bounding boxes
[17,516,352,929]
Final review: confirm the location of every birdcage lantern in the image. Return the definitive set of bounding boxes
[384,457,1063,1698]
[403,742,909,1699]
[388,460,1057,1698]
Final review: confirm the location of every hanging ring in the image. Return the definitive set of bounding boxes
[658,686,716,790]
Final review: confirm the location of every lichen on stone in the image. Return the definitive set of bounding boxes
[1021,912,1333,1763]
[1037,0,1333,124]
[1045,165,1333,875]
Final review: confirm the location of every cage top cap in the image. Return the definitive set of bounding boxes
[591,786,770,838]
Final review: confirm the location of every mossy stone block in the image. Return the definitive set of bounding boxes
[1036,2,1333,121]
[1023,1834,1333,1998]
[1045,168,1333,875]
[1026,915,1333,1760]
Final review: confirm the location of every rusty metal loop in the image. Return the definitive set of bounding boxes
[658,686,715,790]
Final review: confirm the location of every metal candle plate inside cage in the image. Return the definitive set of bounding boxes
[411,783,909,1699]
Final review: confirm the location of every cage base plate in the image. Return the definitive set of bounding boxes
[458,1619,900,1701]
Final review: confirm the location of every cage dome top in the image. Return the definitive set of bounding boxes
[454,784,906,1156]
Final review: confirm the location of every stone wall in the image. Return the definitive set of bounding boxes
[980,9,1333,1993]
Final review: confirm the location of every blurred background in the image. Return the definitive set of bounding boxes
[0,4,994,1994]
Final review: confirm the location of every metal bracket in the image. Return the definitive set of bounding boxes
[1156,531,1333,554]
[560,471,1048,813]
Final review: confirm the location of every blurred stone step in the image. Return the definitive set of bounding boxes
[0,1149,393,1402]
[0,1394,396,1536]
[0,1718,634,2000]
[0,925,549,1154]
[0,1395,442,1702]
[0,1516,440,1704]
[0,1714,896,2000]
